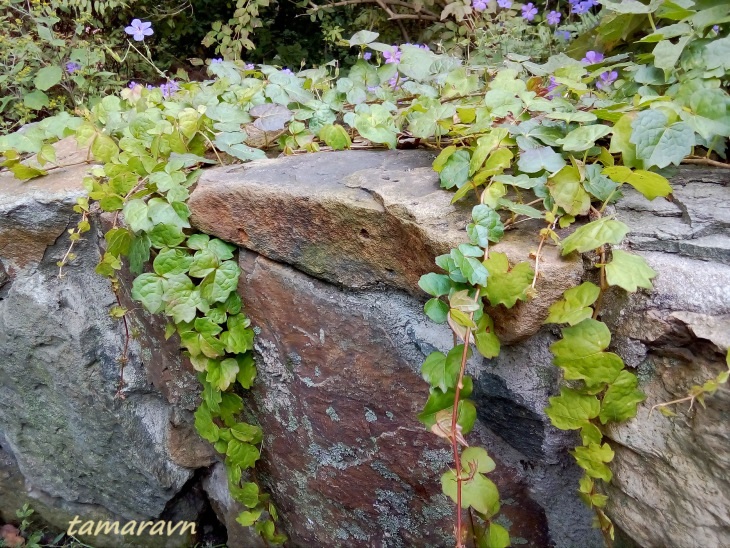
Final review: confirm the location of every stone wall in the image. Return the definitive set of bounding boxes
[0,144,728,547]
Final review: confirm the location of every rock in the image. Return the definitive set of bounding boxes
[189,150,583,343]
[236,249,593,547]
[0,155,203,547]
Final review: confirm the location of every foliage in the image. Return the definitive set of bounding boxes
[1,0,729,545]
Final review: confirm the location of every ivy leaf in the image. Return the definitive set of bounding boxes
[545,387,600,430]
[221,313,254,354]
[230,481,260,509]
[547,166,591,216]
[442,469,500,517]
[153,248,193,277]
[556,125,612,152]
[545,282,601,325]
[580,423,603,446]
[485,523,510,548]
[419,273,452,297]
[571,443,614,482]
[207,357,240,391]
[348,30,379,46]
[517,146,566,174]
[236,509,263,527]
[605,250,657,292]
[91,134,119,163]
[481,252,534,308]
[630,110,694,169]
[474,314,500,359]
[418,377,473,428]
[319,124,351,150]
[123,199,152,233]
[424,298,449,323]
[227,439,260,469]
[104,227,132,256]
[439,149,470,189]
[421,351,451,392]
[599,370,645,424]
[250,103,292,132]
[129,234,151,275]
[550,319,624,387]
[148,223,186,249]
[194,402,219,443]
[164,273,202,324]
[131,273,166,313]
[189,250,220,278]
[461,447,496,474]
[560,217,629,255]
[602,166,672,201]
[230,423,263,445]
[467,205,505,247]
[23,90,49,110]
[200,261,240,303]
[236,353,257,389]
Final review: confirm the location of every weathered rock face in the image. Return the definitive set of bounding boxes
[1,141,728,548]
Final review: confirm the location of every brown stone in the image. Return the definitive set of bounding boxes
[236,249,552,547]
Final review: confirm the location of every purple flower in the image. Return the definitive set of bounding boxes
[713,25,720,33]
[383,46,401,64]
[555,30,571,40]
[546,11,561,25]
[159,81,180,98]
[388,75,401,90]
[281,68,294,76]
[363,52,372,60]
[124,19,153,41]
[521,3,538,21]
[128,81,139,89]
[571,1,588,14]
[65,61,81,73]
[211,58,223,64]
[497,0,512,8]
[367,85,378,92]
[581,0,598,8]
[596,71,618,90]
[582,50,604,64]
[472,0,488,11]
[546,76,558,93]
[244,63,255,70]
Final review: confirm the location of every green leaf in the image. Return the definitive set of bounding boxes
[348,30,379,46]
[104,227,132,256]
[230,481,260,509]
[34,66,63,91]
[129,234,151,275]
[461,447,496,474]
[207,357,240,391]
[467,205,504,246]
[581,423,603,446]
[23,90,50,110]
[227,439,260,469]
[557,125,612,152]
[517,146,566,174]
[418,377,473,428]
[148,223,186,249]
[236,509,263,527]
[200,261,240,303]
[221,313,254,354]
[481,252,534,308]
[424,298,449,323]
[571,443,614,482]
[547,166,591,216]
[189,250,220,278]
[599,370,645,424]
[545,282,601,325]
[236,354,257,389]
[560,218,629,255]
[433,146,457,172]
[319,124,351,150]
[605,250,657,292]
[91,134,119,163]
[194,402,219,443]
[550,319,624,387]
[474,314,500,359]
[153,248,193,277]
[545,387,600,430]
[419,273,452,297]
[10,163,46,181]
[604,166,672,201]
[652,36,691,72]
[164,274,202,324]
[123,199,152,233]
[484,523,510,548]
[442,469,500,517]
[230,423,263,445]
[630,110,694,169]
[440,149,471,189]
[131,273,166,313]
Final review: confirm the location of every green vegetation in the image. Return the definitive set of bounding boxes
[1,0,729,546]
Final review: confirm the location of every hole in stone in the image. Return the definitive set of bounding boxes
[360,228,370,239]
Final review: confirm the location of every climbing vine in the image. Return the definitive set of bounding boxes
[1,1,729,546]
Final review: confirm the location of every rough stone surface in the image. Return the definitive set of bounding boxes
[0,158,208,547]
[189,151,583,344]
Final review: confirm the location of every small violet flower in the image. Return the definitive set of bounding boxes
[713,25,720,33]
[244,63,255,70]
[546,76,559,98]
[556,30,571,41]
[363,52,372,60]
[546,11,561,26]
[497,0,512,9]
[521,3,538,21]
[472,0,488,11]
[582,50,604,64]
[128,81,139,89]
[383,46,401,64]
[210,58,223,64]
[388,75,401,90]
[281,68,294,76]
[65,61,81,73]
[124,19,153,41]
[159,80,180,98]
[596,71,618,90]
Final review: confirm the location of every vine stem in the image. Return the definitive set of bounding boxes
[114,290,130,399]
[532,217,559,289]
[450,246,488,547]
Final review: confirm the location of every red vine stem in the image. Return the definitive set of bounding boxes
[450,246,488,547]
